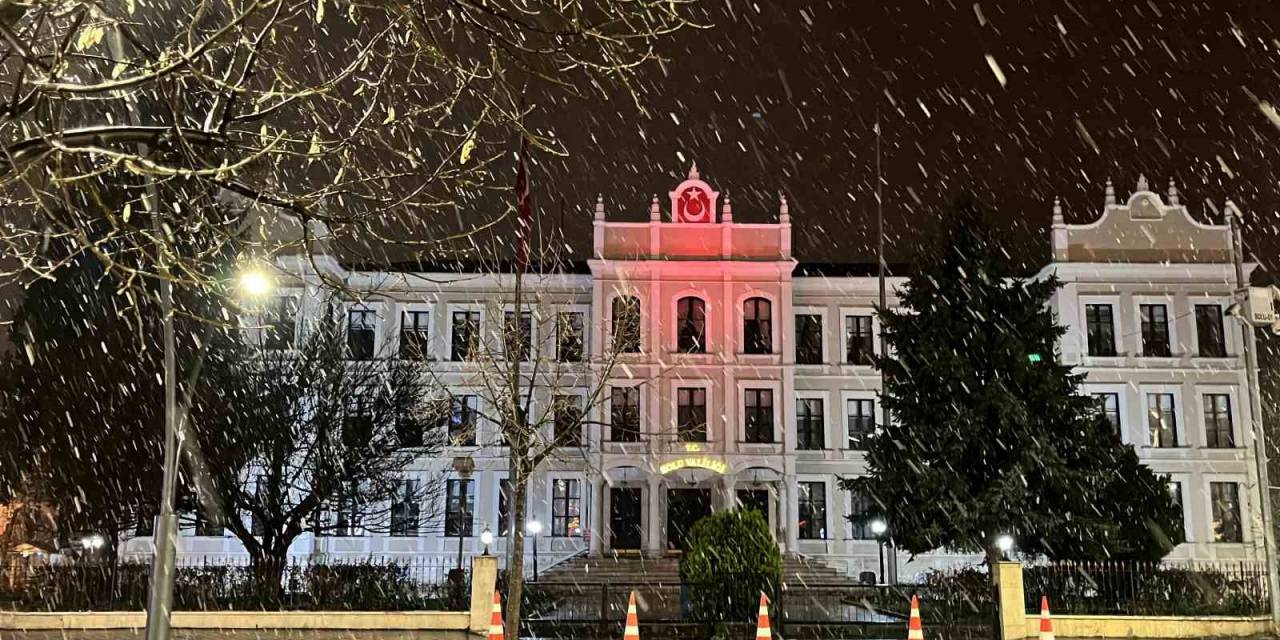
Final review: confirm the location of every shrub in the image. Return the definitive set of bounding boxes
[679,509,782,623]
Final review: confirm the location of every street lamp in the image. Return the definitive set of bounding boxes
[80,534,105,552]
[995,534,1014,560]
[870,519,888,584]
[238,267,274,298]
[527,519,543,581]
[480,527,494,556]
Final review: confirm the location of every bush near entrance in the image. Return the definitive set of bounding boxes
[679,508,782,623]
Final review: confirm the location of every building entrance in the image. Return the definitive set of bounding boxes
[666,488,711,551]
[610,488,643,550]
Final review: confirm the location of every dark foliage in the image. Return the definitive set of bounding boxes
[679,509,782,622]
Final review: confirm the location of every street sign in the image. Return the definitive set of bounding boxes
[1242,287,1279,327]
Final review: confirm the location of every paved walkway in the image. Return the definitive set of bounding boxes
[2,632,470,640]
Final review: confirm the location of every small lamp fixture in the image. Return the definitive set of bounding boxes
[870,519,888,537]
[480,527,494,556]
[995,534,1015,559]
[81,534,105,551]
[526,519,543,536]
[238,267,274,298]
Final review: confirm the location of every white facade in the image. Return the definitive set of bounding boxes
[123,170,1264,578]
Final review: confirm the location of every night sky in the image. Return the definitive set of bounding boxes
[497,1,1280,274]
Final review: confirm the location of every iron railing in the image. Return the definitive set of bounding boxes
[1,555,464,612]
[1023,560,1270,616]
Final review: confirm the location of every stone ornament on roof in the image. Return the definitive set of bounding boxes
[669,161,720,224]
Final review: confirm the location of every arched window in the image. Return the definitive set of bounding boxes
[743,297,772,354]
[611,296,641,354]
[676,296,707,353]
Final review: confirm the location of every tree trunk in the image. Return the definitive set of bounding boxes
[503,460,530,640]
[251,549,287,609]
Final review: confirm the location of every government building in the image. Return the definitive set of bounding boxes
[122,167,1265,580]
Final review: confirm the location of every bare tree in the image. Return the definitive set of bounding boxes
[0,0,695,298]
[186,300,446,601]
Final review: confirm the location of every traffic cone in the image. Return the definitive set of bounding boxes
[756,592,772,639]
[1039,595,1055,640]
[623,590,641,640]
[488,590,504,640]
[907,594,924,640]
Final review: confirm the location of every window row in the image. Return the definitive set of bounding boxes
[1091,390,1241,449]
[1084,301,1229,359]
[611,295,776,355]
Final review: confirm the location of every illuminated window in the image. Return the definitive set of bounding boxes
[677,296,706,353]
[743,297,772,354]
[611,297,641,353]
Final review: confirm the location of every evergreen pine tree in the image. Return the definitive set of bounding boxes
[849,195,1183,562]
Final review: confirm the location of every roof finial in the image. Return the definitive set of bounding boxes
[1105,178,1116,206]
[1052,196,1064,227]
[1136,174,1149,193]
[1226,199,1242,222]
[721,190,733,222]
[650,194,661,221]
[779,192,790,223]
[687,161,700,181]
[1167,178,1179,206]
[594,193,605,220]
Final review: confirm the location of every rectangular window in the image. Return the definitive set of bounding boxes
[554,395,583,447]
[450,395,478,446]
[849,489,877,540]
[136,508,155,537]
[677,297,707,353]
[845,315,874,365]
[1210,482,1243,543]
[343,397,374,450]
[611,297,641,353]
[847,399,876,449]
[798,481,827,540]
[1203,393,1235,448]
[1140,304,1172,357]
[796,398,825,450]
[677,387,708,442]
[399,310,431,360]
[347,308,376,359]
[451,310,480,361]
[395,409,424,448]
[610,386,641,442]
[497,479,513,536]
[743,298,773,354]
[1085,304,1117,357]
[444,479,475,537]
[1146,393,1179,448]
[1168,481,1185,542]
[557,312,585,362]
[335,484,361,537]
[504,311,532,361]
[1196,304,1228,357]
[1092,393,1121,435]
[552,479,582,537]
[744,389,774,444]
[390,479,420,537]
[795,314,824,365]
[263,295,298,350]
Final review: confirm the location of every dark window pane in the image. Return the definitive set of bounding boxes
[498,479,513,536]
[263,296,298,350]
[677,297,707,353]
[390,480,420,537]
[1203,393,1234,448]
[744,298,773,354]
[744,389,774,443]
[1196,305,1228,357]
[847,399,876,449]
[450,396,478,446]
[552,479,582,537]
[845,316,874,365]
[849,490,877,540]
[611,297,641,354]
[1085,304,1117,357]
[677,387,708,442]
[796,398,824,450]
[1210,482,1242,543]
[504,311,532,361]
[554,396,583,447]
[400,310,430,360]
[1146,393,1178,448]
[796,314,824,365]
[798,481,826,540]
[1168,481,1185,541]
[1092,393,1121,435]
[557,312,585,362]
[610,387,641,442]
[1140,304,1172,357]
[451,311,480,361]
[445,479,475,537]
[347,309,376,359]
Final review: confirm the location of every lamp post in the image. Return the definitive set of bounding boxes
[870,519,888,585]
[527,519,543,581]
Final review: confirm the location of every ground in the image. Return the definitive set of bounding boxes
[0,632,470,640]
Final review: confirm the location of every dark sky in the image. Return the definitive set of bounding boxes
[511,1,1280,273]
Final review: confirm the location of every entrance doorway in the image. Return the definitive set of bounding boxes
[610,488,643,550]
[737,488,769,519]
[666,489,711,551]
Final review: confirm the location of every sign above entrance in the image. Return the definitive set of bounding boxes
[659,456,728,475]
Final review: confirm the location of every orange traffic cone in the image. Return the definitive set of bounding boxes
[755,592,773,639]
[623,590,641,640]
[908,594,924,640]
[1039,595,1055,640]
[488,590,504,640]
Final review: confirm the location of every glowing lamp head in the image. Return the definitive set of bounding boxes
[480,529,494,547]
[995,534,1015,554]
[81,534,105,550]
[870,519,888,536]
[238,268,273,297]
[526,520,543,535]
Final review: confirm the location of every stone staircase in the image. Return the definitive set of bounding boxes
[538,553,854,586]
